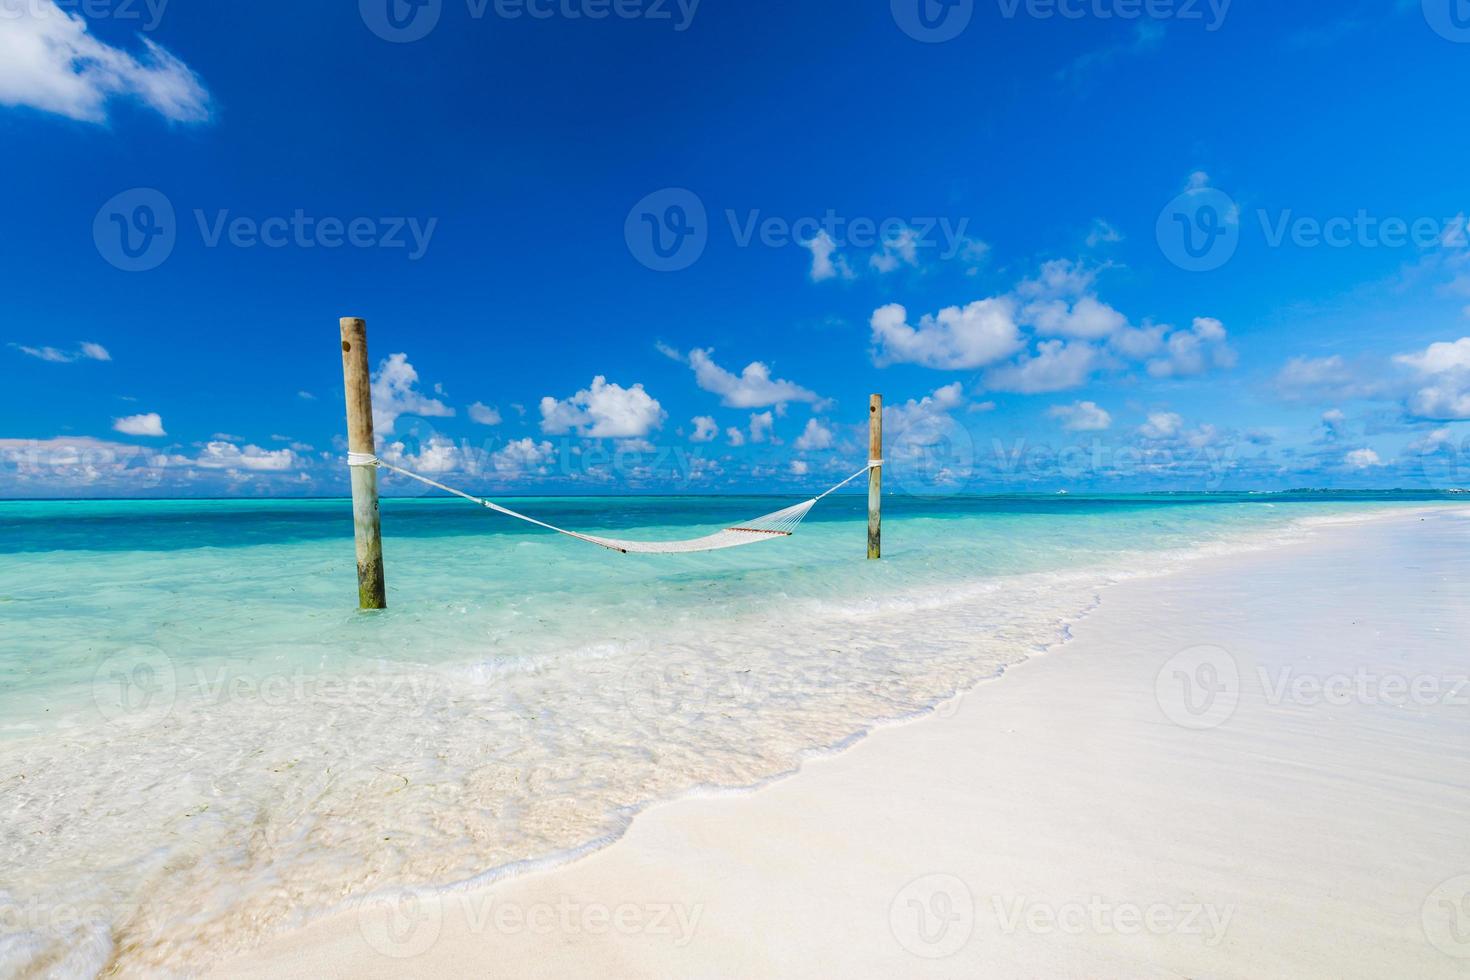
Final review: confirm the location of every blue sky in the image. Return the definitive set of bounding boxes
[3,0,1470,497]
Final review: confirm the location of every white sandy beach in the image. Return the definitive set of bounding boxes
[214,509,1470,979]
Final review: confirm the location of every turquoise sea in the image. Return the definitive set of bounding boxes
[0,491,1462,975]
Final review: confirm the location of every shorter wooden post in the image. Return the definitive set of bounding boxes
[340,317,387,609]
[868,394,882,560]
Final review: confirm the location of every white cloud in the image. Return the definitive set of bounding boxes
[1147,318,1237,379]
[1139,412,1183,440]
[1322,409,1347,433]
[1277,354,1352,392]
[1048,401,1112,431]
[1016,258,1097,300]
[1396,338,1470,420]
[1407,428,1455,454]
[749,411,774,444]
[684,348,824,408]
[1086,219,1123,248]
[984,340,1099,394]
[790,460,809,476]
[1110,324,1166,360]
[540,376,665,439]
[492,438,554,475]
[690,416,718,443]
[297,391,316,401]
[870,227,920,273]
[871,298,1022,370]
[1396,337,1470,376]
[0,2,210,124]
[884,383,966,444]
[804,230,853,282]
[794,418,834,451]
[1344,448,1382,470]
[113,412,165,437]
[371,353,454,436]
[725,427,746,447]
[1023,295,1128,340]
[468,402,502,426]
[195,441,295,471]
[12,340,112,363]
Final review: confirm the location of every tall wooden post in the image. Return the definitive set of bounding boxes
[868,393,882,560]
[340,317,387,609]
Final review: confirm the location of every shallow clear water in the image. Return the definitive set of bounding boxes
[0,492,1460,975]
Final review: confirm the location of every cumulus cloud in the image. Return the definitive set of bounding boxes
[790,460,810,476]
[884,382,966,443]
[870,298,1023,370]
[1086,219,1123,248]
[794,418,834,451]
[1276,354,1353,394]
[0,2,211,124]
[1048,401,1112,431]
[1147,317,1237,379]
[540,376,665,438]
[371,353,454,436]
[804,230,854,282]
[870,259,1229,394]
[113,412,165,436]
[1024,295,1128,340]
[1139,412,1183,440]
[677,347,823,408]
[492,437,555,475]
[984,341,1099,394]
[748,411,775,444]
[468,402,502,426]
[12,340,111,363]
[870,227,920,273]
[725,426,746,447]
[1014,261,1129,341]
[195,441,295,471]
[1396,338,1470,419]
[690,416,718,443]
[1344,448,1382,469]
[1396,337,1470,375]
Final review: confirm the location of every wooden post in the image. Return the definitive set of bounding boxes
[868,393,882,560]
[340,317,387,609]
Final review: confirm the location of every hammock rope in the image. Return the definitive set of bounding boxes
[347,452,877,555]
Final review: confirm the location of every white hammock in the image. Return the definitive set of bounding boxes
[347,453,877,555]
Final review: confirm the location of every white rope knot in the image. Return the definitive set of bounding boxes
[346,452,380,468]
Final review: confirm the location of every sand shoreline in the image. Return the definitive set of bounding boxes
[210,508,1470,978]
